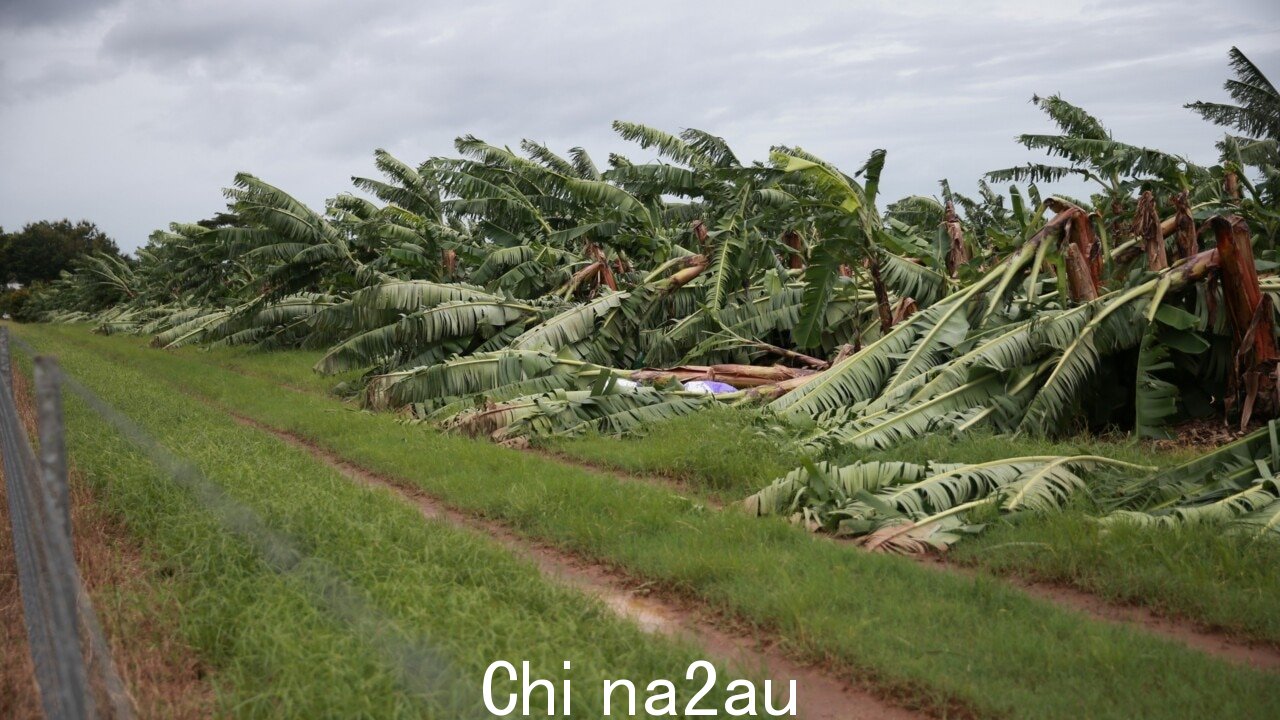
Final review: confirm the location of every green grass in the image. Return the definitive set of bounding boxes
[12,327,744,718]
[554,410,1198,505]
[857,434,1280,644]
[556,418,1280,645]
[99,328,1280,646]
[952,509,1280,644]
[25,323,1280,720]
[546,407,805,500]
[170,342,364,396]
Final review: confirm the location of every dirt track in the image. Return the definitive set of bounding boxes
[233,412,932,720]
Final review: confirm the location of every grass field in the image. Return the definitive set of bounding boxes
[546,407,807,501]
[7,327,747,718]
[557,409,1280,645]
[10,323,1280,720]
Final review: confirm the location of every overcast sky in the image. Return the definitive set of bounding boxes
[2,0,1278,253]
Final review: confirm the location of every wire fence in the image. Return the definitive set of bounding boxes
[1,328,462,715]
[0,327,132,720]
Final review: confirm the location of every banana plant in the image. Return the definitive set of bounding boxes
[745,455,1148,552]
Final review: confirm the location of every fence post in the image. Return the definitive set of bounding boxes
[35,356,72,545]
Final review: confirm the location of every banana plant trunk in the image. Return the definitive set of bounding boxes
[1064,244,1099,301]
[1171,191,1198,259]
[783,230,805,270]
[1067,210,1102,287]
[1136,191,1168,271]
[943,200,969,277]
[1225,170,1241,203]
[1212,216,1278,427]
[867,254,895,333]
[628,363,817,388]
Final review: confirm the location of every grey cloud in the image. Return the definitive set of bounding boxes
[0,57,117,102]
[1,0,1279,251]
[0,0,121,28]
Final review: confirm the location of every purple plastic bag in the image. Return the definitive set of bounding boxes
[682,380,737,394]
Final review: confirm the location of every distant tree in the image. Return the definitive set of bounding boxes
[0,286,30,319]
[0,219,123,285]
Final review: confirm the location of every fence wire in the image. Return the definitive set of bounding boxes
[3,330,467,717]
[0,328,132,720]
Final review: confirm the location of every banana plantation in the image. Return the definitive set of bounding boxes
[25,48,1280,552]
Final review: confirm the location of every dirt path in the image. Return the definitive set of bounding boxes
[231,413,928,720]
[919,556,1280,672]
[1016,577,1280,672]
[529,445,1280,673]
[0,368,214,719]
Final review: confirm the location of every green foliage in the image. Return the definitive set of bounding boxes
[0,286,32,319]
[1188,47,1280,243]
[0,218,123,285]
[1187,47,1280,143]
[986,94,1203,204]
[746,454,1143,551]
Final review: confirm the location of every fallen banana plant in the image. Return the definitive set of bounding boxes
[437,377,715,443]
[744,455,1149,552]
[1099,420,1280,539]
